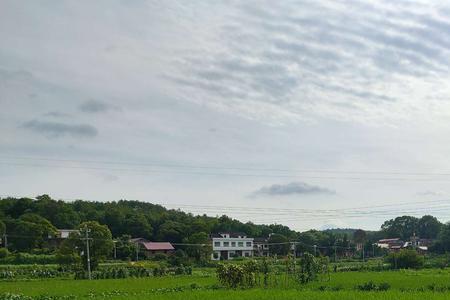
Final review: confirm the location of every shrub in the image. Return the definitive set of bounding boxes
[0,249,9,259]
[298,253,319,284]
[355,281,390,291]
[216,264,244,289]
[56,253,81,269]
[0,253,58,265]
[152,253,168,261]
[386,249,424,269]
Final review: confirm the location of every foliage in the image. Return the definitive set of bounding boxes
[298,253,320,284]
[355,281,390,291]
[0,220,5,236]
[268,234,290,256]
[3,214,57,251]
[216,261,260,289]
[216,264,244,288]
[352,229,366,243]
[418,215,442,239]
[386,249,424,269]
[114,235,134,260]
[0,253,58,265]
[0,196,300,249]
[55,253,81,269]
[0,249,9,259]
[61,221,113,270]
[433,222,450,253]
[182,232,211,262]
[381,215,442,241]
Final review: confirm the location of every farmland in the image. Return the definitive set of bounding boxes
[3,266,450,300]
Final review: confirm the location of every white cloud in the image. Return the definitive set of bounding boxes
[2,1,450,231]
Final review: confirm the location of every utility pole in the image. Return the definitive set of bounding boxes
[372,243,375,258]
[2,233,7,249]
[334,245,337,262]
[362,245,365,262]
[83,227,92,280]
[113,241,117,260]
[291,242,296,258]
[135,242,139,261]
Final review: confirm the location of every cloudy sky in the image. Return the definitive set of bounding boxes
[2,0,450,231]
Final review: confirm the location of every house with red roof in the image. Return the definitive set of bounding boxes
[130,238,175,258]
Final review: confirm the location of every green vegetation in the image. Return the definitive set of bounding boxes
[2,268,450,299]
[386,249,424,269]
[2,196,450,299]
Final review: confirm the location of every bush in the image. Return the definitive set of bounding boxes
[0,253,58,265]
[216,264,244,289]
[355,281,390,291]
[298,253,319,284]
[0,249,9,259]
[386,249,424,269]
[56,253,81,269]
[152,253,168,261]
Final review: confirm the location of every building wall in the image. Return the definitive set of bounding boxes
[211,236,254,260]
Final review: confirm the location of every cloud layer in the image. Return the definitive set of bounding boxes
[79,99,117,113]
[167,1,450,125]
[22,120,98,138]
[252,182,335,197]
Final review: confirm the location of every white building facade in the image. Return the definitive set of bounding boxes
[211,232,254,260]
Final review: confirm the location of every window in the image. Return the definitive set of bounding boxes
[214,241,220,247]
[223,242,229,247]
[244,252,250,257]
[231,242,236,247]
[246,242,252,247]
[238,242,244,247]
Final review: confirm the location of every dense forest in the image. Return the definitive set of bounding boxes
[0,195,449,256]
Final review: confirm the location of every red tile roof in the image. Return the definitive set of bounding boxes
[142,242,174,251]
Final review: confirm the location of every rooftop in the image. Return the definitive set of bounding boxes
[142,242,174,251]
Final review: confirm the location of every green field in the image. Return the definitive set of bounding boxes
[3,268,450,299]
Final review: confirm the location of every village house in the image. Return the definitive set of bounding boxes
[376,238,405,251]
[377,236,431,253]
[130,238,175,258]
[211,232,254,260]
[48,229,79,247]
[253,237,270,257]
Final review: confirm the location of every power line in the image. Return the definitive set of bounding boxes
[2,160,450,181]
[1,194,448,225]
[2,193,448,218]
[3,155,450,176]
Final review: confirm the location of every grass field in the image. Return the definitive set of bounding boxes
[3,268,450,299]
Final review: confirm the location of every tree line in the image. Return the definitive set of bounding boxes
[1,195,450,257]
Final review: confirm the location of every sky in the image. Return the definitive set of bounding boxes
[2,0,450,231]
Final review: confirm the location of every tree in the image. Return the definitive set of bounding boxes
[123,214,152,239]
[418,215,442,239]
[6,214,56,251]
[386,249,424,269]
[157,221,186,243]
[381,216,418,240]
[353,229,366,244]
[183,232,211,262]
[0,219,5,236]
[268,233,290,256]
[115,234,134,260]
[433,222,450,253]
[296,231,316,254]
[62,221,113,270]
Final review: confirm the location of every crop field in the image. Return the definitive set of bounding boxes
[3,268,450,300]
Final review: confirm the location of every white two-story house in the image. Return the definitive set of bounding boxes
[211,232,254,260]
